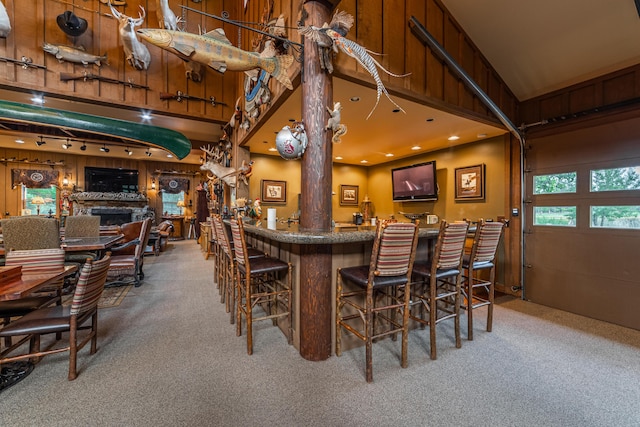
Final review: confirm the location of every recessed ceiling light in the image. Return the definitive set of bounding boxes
[411,146,421,151]
[268,147,277,152]
[350,96,360,102]
[448,135,460,141]
[140,111,152,120]
[477,133,487,138]
[166,154,173,158]
[360,160,368,164]
[335,156,343,160]
[15,139,24,144]
[31,95,44,104]
[385,153,394,157]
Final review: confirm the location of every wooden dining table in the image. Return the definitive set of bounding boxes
[0,264,79,301]
[0,234,124,258]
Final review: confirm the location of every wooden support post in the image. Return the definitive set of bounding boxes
[299,0,334,361]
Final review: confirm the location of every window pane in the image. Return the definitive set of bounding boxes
[162,191,185,216]
[590,206,640,229]
[590,166,640,192]
[533,172,577,194]
[23,186,57,216]
[533,206,576,227]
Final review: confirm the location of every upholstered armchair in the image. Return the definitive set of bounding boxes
[0,217,60,251]
[106,218,152,287]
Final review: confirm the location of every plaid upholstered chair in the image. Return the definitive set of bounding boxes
[461,219,505,340]
[106,218,152,287]
[229,218,291,355]
[0,254,111,380]
[410,220,469,360]
[336,220,420,382]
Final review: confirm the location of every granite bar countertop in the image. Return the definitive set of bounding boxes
[239,220,441,245]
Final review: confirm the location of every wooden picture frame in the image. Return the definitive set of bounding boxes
[261,180,287,204]
[340,185,359,206]
[455,164,485,200]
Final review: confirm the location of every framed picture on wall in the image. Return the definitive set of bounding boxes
[261,180,287,204]
[340,185,359,206]
[455,164,485,200]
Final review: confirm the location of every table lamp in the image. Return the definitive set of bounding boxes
[176,200,185,216]
[31,196,45,215]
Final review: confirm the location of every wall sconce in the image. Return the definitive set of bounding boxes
[62,174,69,187]
[151,178,156,190]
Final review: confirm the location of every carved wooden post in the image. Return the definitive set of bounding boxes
[299,0,335,361]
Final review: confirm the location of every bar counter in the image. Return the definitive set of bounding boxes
[236,219,440,357]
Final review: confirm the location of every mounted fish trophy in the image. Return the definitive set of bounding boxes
[0,0,10,38]
[136,27,293,90]
[275,121,308,160]
[108,3,151,70]
[43,43,106,67]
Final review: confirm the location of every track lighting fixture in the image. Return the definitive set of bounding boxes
[35,136,46,147]
[124,147,133,156]
[80,143,87,151]
[100,144,110,153]
[62,139,72,150]
[145,149,152,157]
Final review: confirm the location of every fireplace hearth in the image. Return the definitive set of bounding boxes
[90,208,132,226]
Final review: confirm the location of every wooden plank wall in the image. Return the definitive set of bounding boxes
[0,0,239,129]
[519,64,640,135]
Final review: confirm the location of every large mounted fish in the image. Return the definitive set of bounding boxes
[43,43,106,66]
[137,28,294,90]
[0,0,11,38]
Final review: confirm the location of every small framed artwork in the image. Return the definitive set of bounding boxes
[455,164,485,200]
[340,185,359,206]
[261,180,287,204]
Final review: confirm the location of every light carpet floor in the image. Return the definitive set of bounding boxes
[1,240,639,426]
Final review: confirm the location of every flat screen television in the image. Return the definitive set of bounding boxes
[84,167,139,193]
[391,161,438,201]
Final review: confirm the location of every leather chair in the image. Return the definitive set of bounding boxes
[410,220,469,360]
[156,220,173,252]
[229,218,291,355]
[461,219,505,340]
[0,255,112,381]
[106,218,152,287]
[336,220,419,382]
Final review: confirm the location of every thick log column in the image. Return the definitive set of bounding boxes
[299,0,334,361]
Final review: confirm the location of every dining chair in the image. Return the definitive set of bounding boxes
[64,215,100,238]
[1,248,67,348]
[229,218,291,355]
[106,218,152,287]
[0,254,112,380]
[63,215,101,264]
[0,217,60,250]
[461,219,505,340]
[410,220,469,360]
[336,220,419,382]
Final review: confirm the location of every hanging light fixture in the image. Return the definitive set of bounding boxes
[100,144,110,153]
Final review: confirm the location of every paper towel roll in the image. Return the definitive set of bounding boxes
[267,208,277,229]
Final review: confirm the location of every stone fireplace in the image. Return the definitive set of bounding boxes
[69,192,154,225]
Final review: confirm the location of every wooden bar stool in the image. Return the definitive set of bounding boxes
[336,220,419,382]
[410,220,468,360]
[229,218,291,355]
[462,219,504,340]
